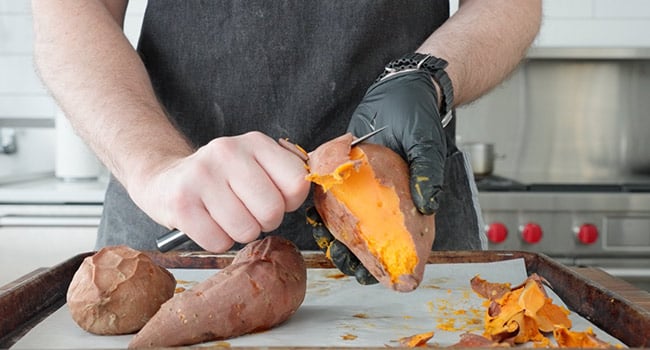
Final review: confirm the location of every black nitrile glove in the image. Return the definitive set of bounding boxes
[348,70,446,215]
[307,206,378,285]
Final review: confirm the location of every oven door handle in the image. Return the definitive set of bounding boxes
[601,267,650,279]
[0,215,101,227]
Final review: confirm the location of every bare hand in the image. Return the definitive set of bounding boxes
[129,131,311,252]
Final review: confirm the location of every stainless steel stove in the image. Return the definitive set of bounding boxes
[455,54,650,292]
[476,174,650,292]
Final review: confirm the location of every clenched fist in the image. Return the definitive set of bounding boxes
[128,131,311,252]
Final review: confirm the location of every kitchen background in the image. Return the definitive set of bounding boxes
[1,1,650,288]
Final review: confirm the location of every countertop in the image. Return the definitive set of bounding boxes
[0,173,107,204]
[0,174,107,286]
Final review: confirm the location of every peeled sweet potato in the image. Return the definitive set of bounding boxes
[128,235,307,348]
[307,133,435,292]
[66,245,176,335]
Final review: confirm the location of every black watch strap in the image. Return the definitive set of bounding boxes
[377,53,454,119]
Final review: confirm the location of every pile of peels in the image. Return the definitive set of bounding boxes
[392,274,616,348]
[470,274,613,348]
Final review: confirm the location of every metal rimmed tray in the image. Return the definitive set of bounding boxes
[1,250,649,348]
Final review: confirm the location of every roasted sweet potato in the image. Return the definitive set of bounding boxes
[307,133,436,292]
[128,235,307,348]
[66,245,176,335]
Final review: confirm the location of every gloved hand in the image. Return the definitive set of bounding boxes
[307,206,378,285]
[347,69,446,215]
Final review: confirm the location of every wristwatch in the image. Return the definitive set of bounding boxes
[377,53,454,126]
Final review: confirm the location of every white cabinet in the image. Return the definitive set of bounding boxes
[0,204,102,287]
[0,226,98,287]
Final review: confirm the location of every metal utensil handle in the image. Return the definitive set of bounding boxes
[350,126,387,146]
[156,229,191,252]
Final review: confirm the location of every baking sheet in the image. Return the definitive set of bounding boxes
[11,259,625,348]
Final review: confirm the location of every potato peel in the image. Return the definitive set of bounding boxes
[306,133,360,191]
[449,333,510,348]
[397,331,435,347]
[477,274,571,344]
[469,274,618,348]
[470,275,512,301]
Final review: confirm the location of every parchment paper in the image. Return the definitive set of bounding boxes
[11,259,625,348]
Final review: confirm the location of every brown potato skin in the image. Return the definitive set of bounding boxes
[307,133,354,176]
[66,245,176,335]
[313,143,435,292]
[128,236,307,348]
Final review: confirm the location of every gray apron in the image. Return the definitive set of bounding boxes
[96,1,486,251]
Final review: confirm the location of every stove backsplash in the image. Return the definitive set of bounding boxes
[456,56,650,184]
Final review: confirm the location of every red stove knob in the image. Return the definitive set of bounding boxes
[486,222,508,243]
[521,222,543,244]
[576,223,599,245]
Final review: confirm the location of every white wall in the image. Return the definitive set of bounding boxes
[0,1,146,181]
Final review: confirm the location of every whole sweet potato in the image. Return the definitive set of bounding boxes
[129,235,307,348]
[307,133,435,292]
[66,245,176,335]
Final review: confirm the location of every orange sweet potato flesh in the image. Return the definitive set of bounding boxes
[128,236,306,348]
[307,133,435,292]
[553,327,612,348]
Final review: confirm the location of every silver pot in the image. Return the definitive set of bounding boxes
[460,142,496,177]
